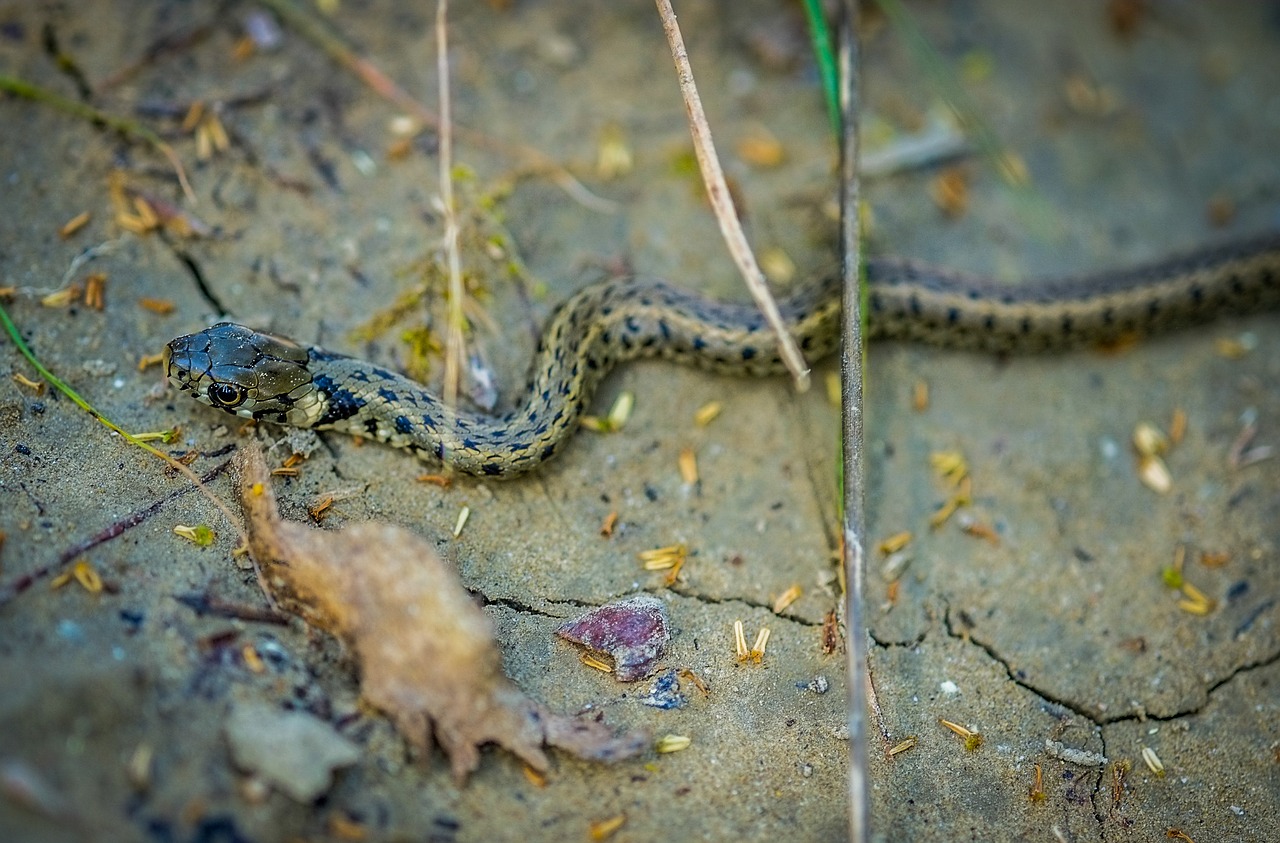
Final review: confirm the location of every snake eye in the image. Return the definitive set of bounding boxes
[208,382,247,409]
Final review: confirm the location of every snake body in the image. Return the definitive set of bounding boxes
[165,235,1280,477]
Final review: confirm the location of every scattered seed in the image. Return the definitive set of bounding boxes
[1199,550,1230,569]
[940,719,983,751]
[1132,422,1169,457]
[772,584,802,614]
[12,373,44,393]
[1029,762,1046,802]
[693,400,723,427]
[580,652,614,673]
[750,627,771,660]
[522,765,547,788]
[655,734,691,754]
[416,473,453,488]
[599,510,619,538]
[58,211,91,239]
[84,272,106,310]
[877,531,912,555]
[639,543,687,571]
[1177,581,1215,616]
[241,644,265,674]
[40,285,80,307]
[71,560,104,593]
[678,446,699,485]
[888,736,917,757]
[596,121,632,180]
[307,495,335,521]
[737,126,786,168]
[589,813,626,841]
[931,166,969,217]
[126,744,153,791]
[1166,829,1195,843]
[678,668,710,696]
[759,246,795,283]
[136,351,165,372]
[452,505,470,537]
[1213,337,1249,359]
[1168,408,1187,445]
[1140,745,1165,778]
[1137,454,1172,494]
[912,379,929,412]
[734,619,749,660]
[930,450,969,486]
[173,524,215,546]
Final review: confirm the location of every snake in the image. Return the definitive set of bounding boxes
[165,234,1280,478]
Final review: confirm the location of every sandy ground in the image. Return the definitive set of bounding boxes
[0,2,1277,841]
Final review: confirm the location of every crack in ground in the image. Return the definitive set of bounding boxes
[666,584,825,627]
[943,603,1280,726]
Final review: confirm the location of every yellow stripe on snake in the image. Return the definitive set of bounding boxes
[165,235,1280,477]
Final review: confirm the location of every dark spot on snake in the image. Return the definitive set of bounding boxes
[395,416,413,435]
[372,367,396,380]
[349,370,371,382]
[421,413,435,428]
[313,375,367,425]
[541,444,556,461]
[378,386,399,403]
[1061,315,1073,334]
[310,350,343,362]
[692,336,707,351]
[363,418,380,437]
[625,315,641,332]
[741,347,756,361]
[1019,317,1030,334]
[659,319,671,340]
[462,437,478,450]
[482,462,502,476]
[909,296,921,316]
[985,315,996,332]
[946,307,960,325]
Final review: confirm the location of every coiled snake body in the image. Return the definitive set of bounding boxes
[166,236,1280,477]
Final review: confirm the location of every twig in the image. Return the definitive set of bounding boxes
[435,0,465,408]
[0,458,234,607]
[257,0,616,212]
[0,74,195,202]
[653,0,810,390]
[835,2,871,840]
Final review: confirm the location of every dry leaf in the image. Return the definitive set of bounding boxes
[236,446,647,783]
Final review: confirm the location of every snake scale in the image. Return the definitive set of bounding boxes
[166,235,1280,477]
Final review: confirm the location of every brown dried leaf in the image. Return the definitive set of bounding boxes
[236,446,646,783]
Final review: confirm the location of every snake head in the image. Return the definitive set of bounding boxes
[165,322,323,426]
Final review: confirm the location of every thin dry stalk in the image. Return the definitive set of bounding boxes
[435,0,465,408]
[653,0,810,390]
[258,0,613,212]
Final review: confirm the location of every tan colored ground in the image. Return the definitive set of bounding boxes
[1,2,1276,841]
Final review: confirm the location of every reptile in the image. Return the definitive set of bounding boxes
[165,234,1280,477]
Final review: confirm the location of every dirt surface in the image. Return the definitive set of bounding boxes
[1,2,1277,842]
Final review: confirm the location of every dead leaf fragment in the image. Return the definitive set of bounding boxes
[236,446,646,784]
[557,595,671,682]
